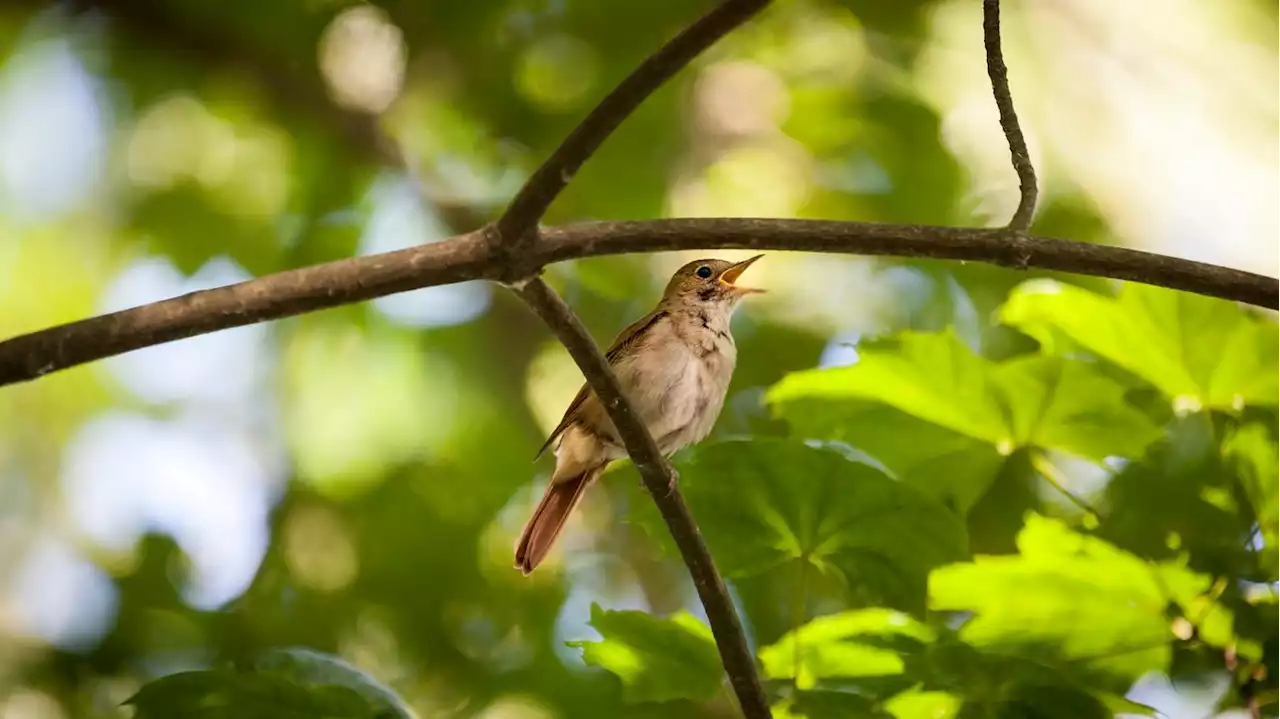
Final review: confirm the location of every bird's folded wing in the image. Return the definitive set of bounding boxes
[533,309,670,460]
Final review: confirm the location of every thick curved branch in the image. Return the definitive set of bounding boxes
[515,278,770,718]
[495,0,771,252]
[0,218,1274,387]
[983,0,1039,231]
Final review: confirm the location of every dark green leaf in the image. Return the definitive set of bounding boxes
[126,648,410,719]
[1224,423,1279,570]
[653,440,969,614]
[567,604,722,704]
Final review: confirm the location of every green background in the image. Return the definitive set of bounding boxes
[0,0,1275,717]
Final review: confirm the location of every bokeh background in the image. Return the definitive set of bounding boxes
[0,0,1275,717]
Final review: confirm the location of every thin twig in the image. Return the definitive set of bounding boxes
[494,0,771,253]
[0,218,1275,387]
[983,0,1039,231]
[514,278,770,719]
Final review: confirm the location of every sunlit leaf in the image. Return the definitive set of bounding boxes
[768,396,1004,514]
[759,608,935,688]
[882,688,960,719]
[767,331,1160,512]
[992,355,1161,460]
[568,604,722,704]
[929,515,1233,684]
[1000,281,1279,409]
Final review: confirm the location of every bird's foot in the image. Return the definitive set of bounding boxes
[638,469,679,498]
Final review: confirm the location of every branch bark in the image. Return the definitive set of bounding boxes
[0,218,1275,387]
[514,278,769,717]
[492,1,773,715]
[983,0,1039,231]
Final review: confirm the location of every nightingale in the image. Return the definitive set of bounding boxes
[515,255,764,574]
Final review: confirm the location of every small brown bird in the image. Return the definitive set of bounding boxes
[515,255,764,574]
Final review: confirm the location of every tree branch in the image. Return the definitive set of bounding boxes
[0,218,1274,387]
[494,0,771,254]
[983,0,1039,231]
[514,278,770,718]
[490,2,773,715]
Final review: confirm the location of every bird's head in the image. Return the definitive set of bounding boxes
[660,255,765,311]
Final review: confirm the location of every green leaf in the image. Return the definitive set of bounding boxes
[759,609,936,688]
[1000,280,1279,410]
[568,604,722,703]
[654,439,969,614]
[767,396,1005,514]
[767,331,1160,511]
[929,515,1231,685]
[783,689,894,718]
[991,355,1162,460]
[882,689,960,719]
[769,332,1008,444]
[126,649,410,719]
[1224,424,1279,570]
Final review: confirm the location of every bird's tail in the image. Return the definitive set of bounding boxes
[515,467,603,575]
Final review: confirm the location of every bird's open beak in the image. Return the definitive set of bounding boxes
[717,254,765,294]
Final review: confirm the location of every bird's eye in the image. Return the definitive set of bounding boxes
[695,265,713,279]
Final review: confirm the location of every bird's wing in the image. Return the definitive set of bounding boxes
[533,309,670,460]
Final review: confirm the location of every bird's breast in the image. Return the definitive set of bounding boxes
[616,319,735,455]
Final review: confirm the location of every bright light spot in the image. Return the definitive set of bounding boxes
[817,332,861,368]
[694,61,790,138]
[359,175,491,327]
[995,439,1015,456]
[282,323,460,495]
[319,6,407,114]
[61,411,280,609]
[475,695,555,719]
[523,340,586,440]
[515,35,598,112]
[0,689,66,719]
[99,255,270,409]
[0,38,106,220]
[1015,278,1063,296]
[126,95,292,217]
[283,505,358,593]
[6,535,117,651]
[1172,395,1203,416]
[127,95,236,188]
[668,139,813,218]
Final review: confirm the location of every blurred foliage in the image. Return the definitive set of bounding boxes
[0,0,1275,718]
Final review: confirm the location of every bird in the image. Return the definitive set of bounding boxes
[515,255,764,574]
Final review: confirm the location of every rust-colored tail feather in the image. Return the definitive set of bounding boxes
[515,468,601,574]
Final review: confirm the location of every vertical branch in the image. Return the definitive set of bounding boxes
[983,0,1039,231]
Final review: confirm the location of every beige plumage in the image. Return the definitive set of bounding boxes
[515,256,764,574]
